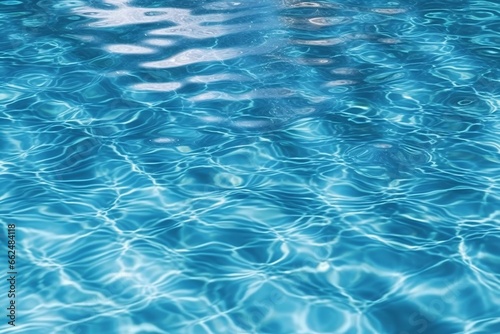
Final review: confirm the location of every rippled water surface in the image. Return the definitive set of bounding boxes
[1,0,500,333]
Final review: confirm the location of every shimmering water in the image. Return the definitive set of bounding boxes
[1,0,499,333]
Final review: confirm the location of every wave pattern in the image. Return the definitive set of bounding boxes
[1,0,500,333]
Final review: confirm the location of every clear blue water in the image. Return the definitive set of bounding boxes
[1,0,499,333]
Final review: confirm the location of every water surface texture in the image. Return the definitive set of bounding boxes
[1,0,500,333]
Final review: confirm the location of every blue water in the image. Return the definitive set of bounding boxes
[1,0,499,333]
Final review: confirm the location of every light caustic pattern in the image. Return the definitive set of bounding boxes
[0,0,499,333]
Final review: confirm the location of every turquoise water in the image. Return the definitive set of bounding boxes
[1,0,499,333]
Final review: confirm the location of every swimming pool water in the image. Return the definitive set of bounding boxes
[1,0,499,333]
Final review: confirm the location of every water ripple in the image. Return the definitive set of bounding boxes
[1,0,499,333]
